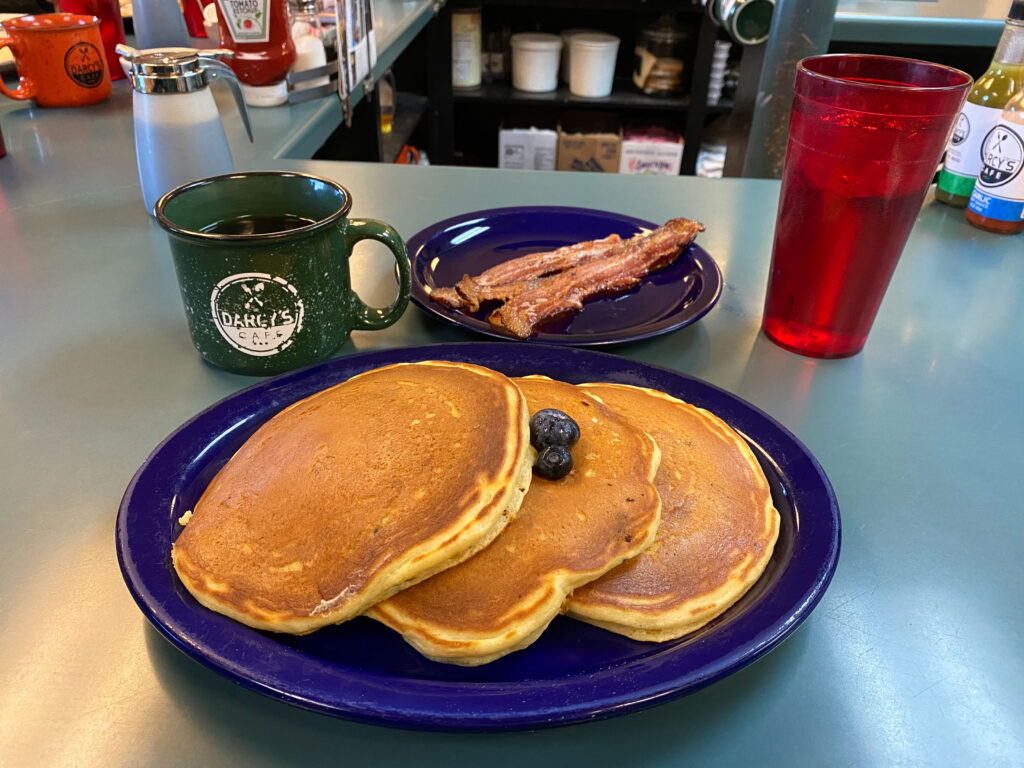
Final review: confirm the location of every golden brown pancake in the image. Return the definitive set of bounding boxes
[172,361,533,634]
[564,384,779,642]
[367,376,662,665]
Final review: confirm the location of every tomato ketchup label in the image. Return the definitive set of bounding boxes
[217,0,271,44]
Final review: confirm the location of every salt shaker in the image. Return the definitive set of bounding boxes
[117,45,254,215]
[288,0,329,91]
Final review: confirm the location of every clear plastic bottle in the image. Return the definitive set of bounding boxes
[936,1,1024,207]
[966,88,1024,234]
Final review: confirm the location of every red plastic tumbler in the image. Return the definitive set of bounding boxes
[762,55,971,358]
[55,0,127,80]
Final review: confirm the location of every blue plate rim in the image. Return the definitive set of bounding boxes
[116,342,840,731]
[404,206,723,346]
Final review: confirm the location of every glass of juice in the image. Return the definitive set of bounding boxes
[762,55,971,358]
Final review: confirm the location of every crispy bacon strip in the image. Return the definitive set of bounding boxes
[467,234,622,288]
[451,276,545,310]
[429,286,467,309]
[430,234,622,312]
[489,218,704,339]
[430,278,547,310]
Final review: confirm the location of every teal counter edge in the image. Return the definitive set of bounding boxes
[832,14,1003,46]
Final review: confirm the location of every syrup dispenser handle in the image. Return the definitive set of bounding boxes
[202,59,255,144]
[115,43,137,61]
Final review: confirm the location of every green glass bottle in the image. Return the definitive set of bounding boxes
[936,0,1024,207]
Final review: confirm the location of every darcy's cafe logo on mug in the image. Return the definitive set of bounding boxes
[64,42,105,88]
[210,273,304,356]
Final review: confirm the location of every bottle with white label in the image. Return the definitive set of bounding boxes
[936,1,1024,207]
[451,6,482,89]
[966,88,1024,234]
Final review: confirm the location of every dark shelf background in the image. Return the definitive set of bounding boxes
[382,92,430,163]
[405,2,730,174]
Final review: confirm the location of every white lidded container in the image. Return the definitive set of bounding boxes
[560,28,600,83]
[511,33,562,92]
[569,33,620,98]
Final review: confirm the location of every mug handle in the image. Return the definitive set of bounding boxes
[0,39,35,101]
[341,218,411,331]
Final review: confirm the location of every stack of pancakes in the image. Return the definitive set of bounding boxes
[172,361,780,665]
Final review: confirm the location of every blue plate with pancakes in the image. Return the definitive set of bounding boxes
[405,206,722,345]
[117,343,840,731]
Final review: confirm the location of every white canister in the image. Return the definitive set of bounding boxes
[560,28,600,84]
[569,33,620,98]
[511,33,562,93]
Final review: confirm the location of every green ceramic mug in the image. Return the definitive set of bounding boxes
[156,171,411,376]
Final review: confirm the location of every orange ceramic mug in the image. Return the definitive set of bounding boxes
[0,14,111,107]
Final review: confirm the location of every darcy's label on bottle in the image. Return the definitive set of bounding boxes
[968,120,1024,221]
[217,0,271,44]
[943,101,1004,178]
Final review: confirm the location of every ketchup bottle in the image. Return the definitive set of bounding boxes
[214,0,296,106]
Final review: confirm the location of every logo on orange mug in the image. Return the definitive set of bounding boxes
[64,42,105,88]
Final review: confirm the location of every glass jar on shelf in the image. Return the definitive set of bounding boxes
[633,15,690,96]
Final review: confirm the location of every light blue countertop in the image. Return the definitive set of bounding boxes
[1,27,1023,767]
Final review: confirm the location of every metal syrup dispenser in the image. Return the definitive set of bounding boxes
[117,45,255,215]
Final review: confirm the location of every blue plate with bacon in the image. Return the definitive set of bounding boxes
[406,206,722,346]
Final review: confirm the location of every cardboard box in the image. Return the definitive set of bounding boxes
[619,127,684,175]
[499,126,558,170]
[556,111,621,173]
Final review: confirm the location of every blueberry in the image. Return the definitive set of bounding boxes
[534,445,573,480]
[529,409,580,450]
